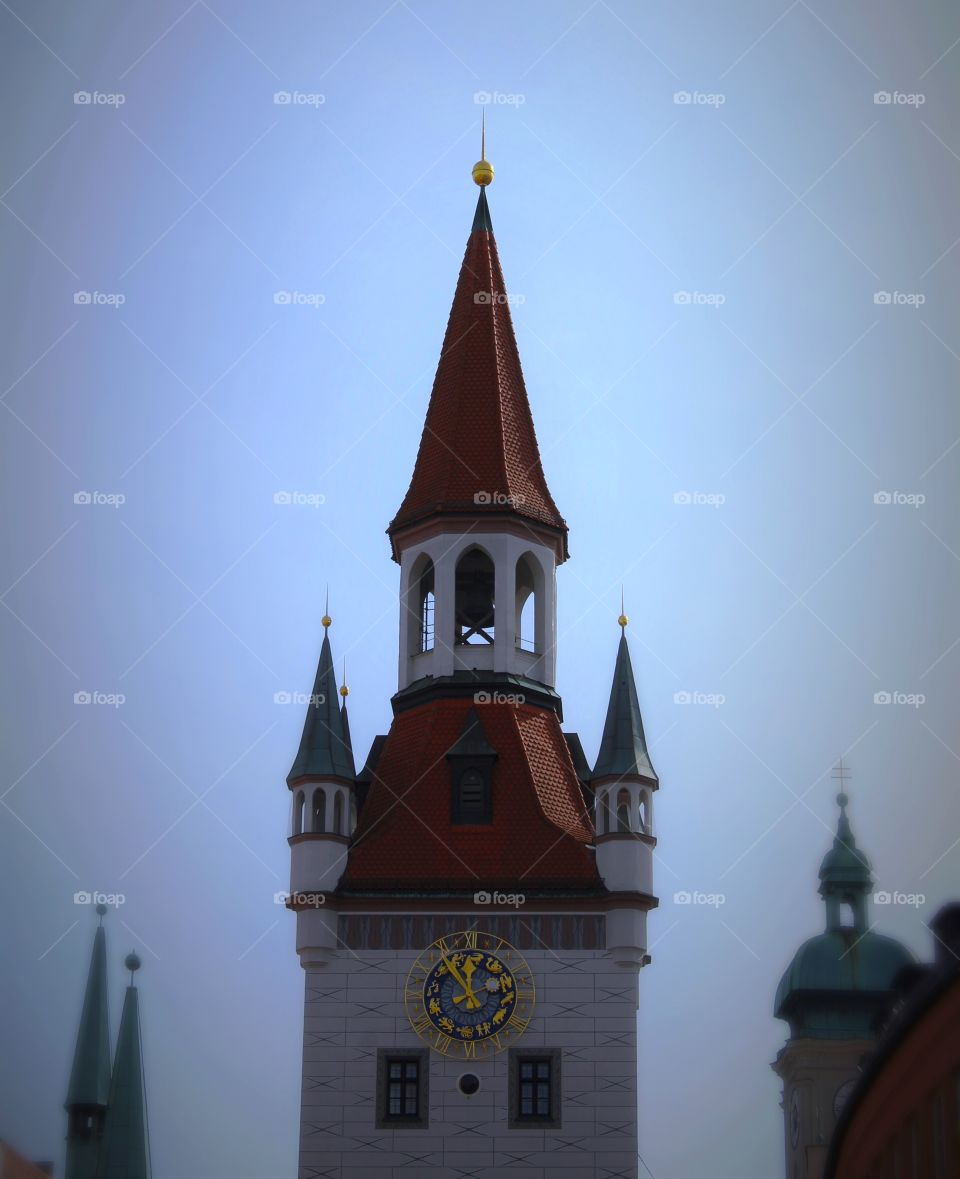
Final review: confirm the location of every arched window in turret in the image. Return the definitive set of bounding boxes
[312,788,326,834]
[293,790,305,836]
[418,558,435,653]
[639,791,651,835]
[333,791,344,835]
[616,789,631,833]
[455,547,495,645]
[515,555,537,652]
[598,790,611,834]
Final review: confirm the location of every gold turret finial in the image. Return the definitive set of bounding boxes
[340,658,349,699]
[472,110,494,187]
[322,585,332,630]
[618,587,628,630]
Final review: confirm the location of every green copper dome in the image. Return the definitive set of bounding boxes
[774,928,914,1038]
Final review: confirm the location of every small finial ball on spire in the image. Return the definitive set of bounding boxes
[837,792,849,810]
[340,684,349,698]
[95,903,108,917]
[321,614,332,629]
[472,158,493,187]
[618,613,629,629]
[124,952,141,973]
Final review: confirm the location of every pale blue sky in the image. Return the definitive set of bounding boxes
[1,3,959,1177]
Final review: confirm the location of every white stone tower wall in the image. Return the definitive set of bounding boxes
[298,941,640,1179]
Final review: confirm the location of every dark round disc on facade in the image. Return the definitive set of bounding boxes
[458,1074,480,1096]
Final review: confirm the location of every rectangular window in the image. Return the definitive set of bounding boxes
[376,1050,428,1128]
[509,1048,561,1127]
[518,1058,552,1118]
[387,1059,418,1118]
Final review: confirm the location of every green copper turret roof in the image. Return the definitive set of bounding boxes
[819,792,872,893]
[341,700,353,769]
[471,186,493,233]
[287,628,355,783]
[66,919,111,1110]
[592,631,657,784]
[97,977,151,1179]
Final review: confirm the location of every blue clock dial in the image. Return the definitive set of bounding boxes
[423,950,516,1041]
[405,931,535,1058]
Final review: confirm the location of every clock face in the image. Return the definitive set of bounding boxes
[405,930,535,1059]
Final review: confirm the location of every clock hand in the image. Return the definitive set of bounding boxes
[443,952,481,1011]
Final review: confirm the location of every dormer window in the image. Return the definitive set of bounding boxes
[446,707,497,825]
[452,765,492,824]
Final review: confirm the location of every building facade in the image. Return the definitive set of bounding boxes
[772,793,913,1179]
[285,153,660,1179]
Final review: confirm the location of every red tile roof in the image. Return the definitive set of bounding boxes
[342,698,599,888]
[388,191,568,554]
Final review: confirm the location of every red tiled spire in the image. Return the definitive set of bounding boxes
[388,187,568,559]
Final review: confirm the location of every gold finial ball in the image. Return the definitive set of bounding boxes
[340,684,349,698]
[619,614,629,628]
[472,158,494,186]
[321,615,332,629]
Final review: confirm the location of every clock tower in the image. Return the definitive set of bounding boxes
[286,146,659,1179]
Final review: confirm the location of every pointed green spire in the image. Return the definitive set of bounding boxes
[97,956,151,1179]
[287,620,355,783]
[67,912,112,1110]
[472,186,493,233]
[593,629,657,783]
[66,909,112,1179]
